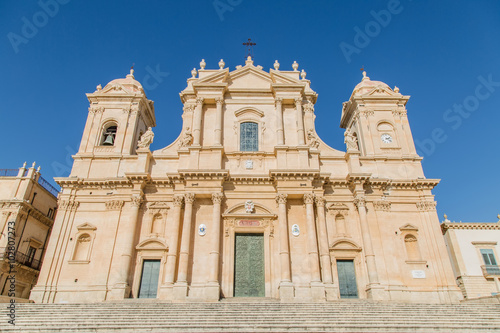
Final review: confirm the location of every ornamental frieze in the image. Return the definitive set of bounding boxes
[105,200,124,211]
[416,201,437,211]
[373,200,391,212]
[59,200,79,211]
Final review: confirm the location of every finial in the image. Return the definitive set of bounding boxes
[497,214,500,221]
[22,162,26,168]
[218,59,225,69]
[127,64,135,79]
[444,214,447,219]
[292,61,299,71]
[37,166,41,172]
[32,161,36,168]
[191,68,197,78]
[363,71,367,78]
[274,60,280,70]
[394,86,399,93]
[200,59,206,70]
[96,84,102,91]
[300,69,307,80]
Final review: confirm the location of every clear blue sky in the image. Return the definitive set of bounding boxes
[1,0,499,222]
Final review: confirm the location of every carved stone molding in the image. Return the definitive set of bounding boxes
[416,200,436,211]
[224,218,235,237]
[215,97,224,106]
[211,192,224,205]
[147,202,169,215]
[328,203,350,217]
[184,193,195,204]
[373,200,391,212]
[105,200,124,210]
[294,97,303,106]
[59,200,79,211]
[392,110,407,117]
[275,97,283,106]
[183,104,195,113]
[304,102,314,113]
[88,106,104,114]
[275,193,288,205]
[359,110,374,118]
[303,193,315,205]
[172,195,184,207]
[196,97,204,105]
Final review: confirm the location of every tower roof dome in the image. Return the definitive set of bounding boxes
[104,68,144,94]
[352,71,391,96]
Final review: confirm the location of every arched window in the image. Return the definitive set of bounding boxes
[102,124,117,146]
[73,233,91,261]
[240,122,258,151]
[404,234,420,261]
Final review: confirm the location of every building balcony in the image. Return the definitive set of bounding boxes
[0,247,41,271]
[481,265,500,278]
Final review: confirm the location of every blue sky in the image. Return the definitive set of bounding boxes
[1,0,499,222]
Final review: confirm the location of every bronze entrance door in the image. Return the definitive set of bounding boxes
[234,233,265,297]
[138,259,160,298]
[337,260,358,298]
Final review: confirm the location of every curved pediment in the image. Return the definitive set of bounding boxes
[223,201,276,219]
[330,238,362,252]
[136,238,168,250]
[234,107,264,118]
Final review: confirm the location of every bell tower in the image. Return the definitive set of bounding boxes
[340,72,423,178]
[71,69,156,177]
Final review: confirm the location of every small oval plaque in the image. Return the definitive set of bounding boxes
[292,224,300,236]
[198,224,207,236]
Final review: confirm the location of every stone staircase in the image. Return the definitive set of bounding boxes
[1,300,500,332]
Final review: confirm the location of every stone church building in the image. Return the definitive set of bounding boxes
[31,57,462,304]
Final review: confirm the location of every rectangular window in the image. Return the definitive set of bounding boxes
[481,249,497,266]
[240,122,258,151]
[26,246,36,264]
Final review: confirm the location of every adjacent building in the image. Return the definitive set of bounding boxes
[0,163,58,301]
[442,216,500,299]
[31,57,463,304]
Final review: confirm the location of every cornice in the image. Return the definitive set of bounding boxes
[441,221,500,231]
[0,200,54,227]
[178,170,229,181]
[269,170,321,181]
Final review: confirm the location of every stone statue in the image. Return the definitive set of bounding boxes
[307,129,320,149]
[344,129,358,150]
[137,127,154,148]
[179,127,193,147]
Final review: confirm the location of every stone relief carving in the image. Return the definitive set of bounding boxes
[373,200,391,211]
[303,193,315,204]
[131,194,144,208]
[105,200,124,210]
[275,193,288,205]
[179,127,193,148]
[172,195,184,207]
[212,192,224,204]
[307,129,320,149]
[184,193,195,204]
[137,127,154,149]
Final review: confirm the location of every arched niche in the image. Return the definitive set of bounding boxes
[70,223,97,264]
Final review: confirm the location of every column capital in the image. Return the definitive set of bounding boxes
[303,193,315,204]
[211,192,224,204]
[184,193,195,204]
[275,193,288,205]
[275,97,283,105]
[353,196,366,209]
[314,196,326,207]
[196,97,204,105]
[172,195,184,207]
[215,97,224,105]
[131,194,144,208]
[294,97,303,106]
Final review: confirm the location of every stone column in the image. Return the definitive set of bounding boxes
[314,196,333,284]
[214,97,224,146]
[174,193,195,299]
[354,194,379,286]
[295,97,305,145]
[494,277,500,294]
[304,194,321,282]
[192,97,204,146]
[109,193,143,299]
[276,193,293,300]
[163,195,184,285]
[207,192,224,300]
[275,98,284,145]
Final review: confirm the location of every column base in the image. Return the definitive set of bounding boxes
[366,284,389,301]
[205,282,221,302]
[279,282,294,302]
[324,283,338,301]
[173,283,189,301]
[158,284,174,300]
[107,283,131,300]
[310,281,326,301]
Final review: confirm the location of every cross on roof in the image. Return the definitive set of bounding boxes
[243,38,256,59]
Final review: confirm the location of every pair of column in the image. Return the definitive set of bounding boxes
[192,97,224,146]
[275,97,306,146]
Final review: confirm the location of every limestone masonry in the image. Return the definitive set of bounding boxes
[30,57,464,303]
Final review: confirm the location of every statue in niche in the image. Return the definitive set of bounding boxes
[179,127,193,147]
[344,129,358,150]
[137,127,154,148]
[307,129,320,148]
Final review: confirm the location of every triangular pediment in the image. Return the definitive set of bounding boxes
[196,68,230,84]
[365,85,398,97]
[99,83,134,95]
[269,70,302,85]
[399,223,419,232]
[77,223,97,231]
[228,67,274,90]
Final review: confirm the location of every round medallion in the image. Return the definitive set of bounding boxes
[291,224,300,236]
[198,224,207,236]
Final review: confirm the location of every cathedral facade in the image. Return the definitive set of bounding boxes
[31,57,462,303]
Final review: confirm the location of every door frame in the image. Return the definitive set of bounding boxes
[131,238,168,298]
